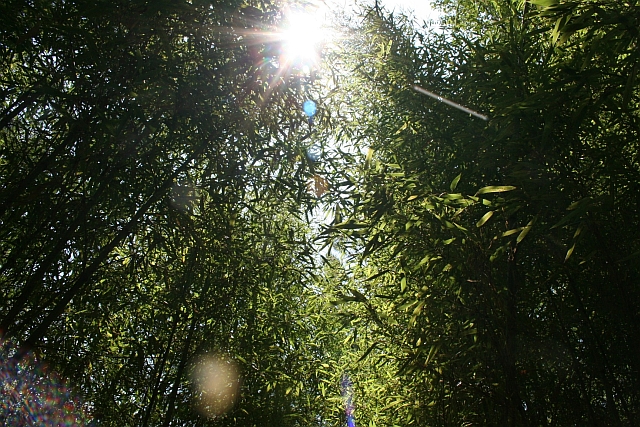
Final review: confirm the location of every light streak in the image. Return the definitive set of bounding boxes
[412,85,489,121]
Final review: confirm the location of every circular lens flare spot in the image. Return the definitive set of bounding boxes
[306,143,322,162]
[191,355,240,418]
[303,100,317,117]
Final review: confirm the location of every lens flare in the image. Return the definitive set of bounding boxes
[303,100,317,118]
[306,143,322,162]
[191,355,240,418]
[413,85,489,121]
[341,374,356,427]
[280,10,327,67]
[0,339,91,426]
[170,182,200,214]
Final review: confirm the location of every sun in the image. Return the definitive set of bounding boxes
[231,3,335,109]
[279,9,328,68]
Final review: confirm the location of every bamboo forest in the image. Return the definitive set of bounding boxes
[1,0,639,426]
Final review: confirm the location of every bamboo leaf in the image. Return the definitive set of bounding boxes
[528,0,558,7]
[516,219,534,243]
[476,211,494,227]
[450,173,462,191]
[565,243,576,261]
[333,222,369,230]
[476,185,517,195]
[357,343,379,362]
[425,343,440,366]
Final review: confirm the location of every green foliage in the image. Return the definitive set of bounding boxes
[0,0,347,425]
[2,0,639,426]
[319,0,640,426]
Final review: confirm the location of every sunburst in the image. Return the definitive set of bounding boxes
[220,4,333,110]
[279,9,328,69]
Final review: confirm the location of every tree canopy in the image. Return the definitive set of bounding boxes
[1,0,639,426]
[319,0,640,425]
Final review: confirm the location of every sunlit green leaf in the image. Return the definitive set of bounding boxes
[476,185,517,195]
[516,219,534,243]
[476,211,495,227]
[565,243,576,261]
[450,173,462,191]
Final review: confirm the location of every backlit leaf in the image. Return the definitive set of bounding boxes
[476,211,494,227]
[476,185,517,195]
